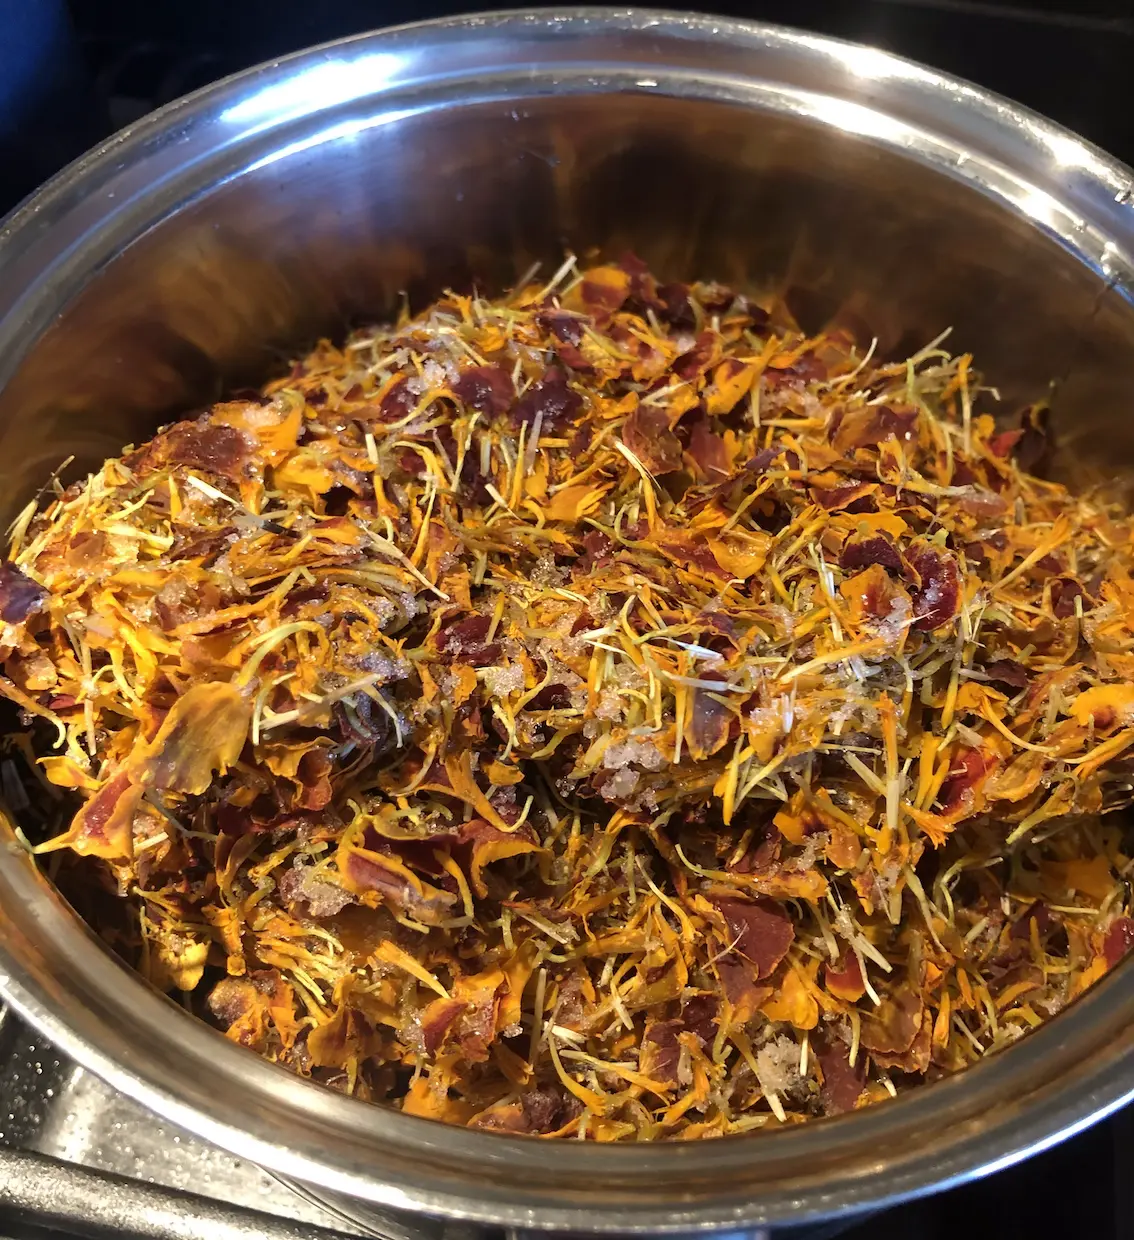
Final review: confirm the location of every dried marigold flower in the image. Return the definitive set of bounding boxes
[4,255,1134,1139]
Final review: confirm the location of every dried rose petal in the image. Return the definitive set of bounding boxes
[907,543,962,631]
[453,364,514,416]
[713,897,794,979]
[687,420,732,479]
[839,534,904,573]
[815,1035,867,1115]
[984,658,1029,690]
[861,987,923,1055]
[622,403,682,474]
[1104,918,1134,969]
[0,563,48,624]
[688,675,732,760]
[161,423,254,481]
[512,367,581,433]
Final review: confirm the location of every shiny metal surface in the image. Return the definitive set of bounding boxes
[0,1005,380,1238]
[1,7,1134,1233]
[0,1149,363,1240]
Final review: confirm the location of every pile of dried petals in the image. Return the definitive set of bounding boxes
[2,254,1134,1140]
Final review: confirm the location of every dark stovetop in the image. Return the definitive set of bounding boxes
[4,0,1133,212]
[1,2,1133,1238]
[62,0,1134,166]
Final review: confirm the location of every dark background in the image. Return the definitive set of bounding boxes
[2,0,1134,1236]
[3,0,1133,214]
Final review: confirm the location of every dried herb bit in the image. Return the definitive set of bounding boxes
[6,257,1134,1140]
[0,562,48,624]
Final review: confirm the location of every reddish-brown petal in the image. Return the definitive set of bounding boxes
[679,993,719,1046]
[164,423,255,481]
[749,446,782,474]
[815,1034,867,1115]
[1010,900,1057,942]
[295,748,333,811]
[616,250,650,279]
[731,824,783,874]
[0,562,48,624]
[395,447,427,476]
[688,680,732,760]
[764,351,826,388]
[440,613,489,649]
[168,529,232,567]
[1014,404,1050,473]
[208,976,259,1029]
[512,367,582,433]
[989,428,1023,458]
[526,683,572,710]
[687,420,733,479]
[983,659,1030,690]
[937,746,994,818]
[370,831,460,878]
[870,1011,932,1073]
[953,488,1009,520]
[438,613,501,665]
[623,404,682,474]
[374,374,419,423]
[673,331,719,381]
[695,281,736,313]
[456,817,542,898]
[715,953,772,1013]
[207,976,274,1049]
[907,543,962,631]
[832,404,918,453]
[538,309,585,346]
[811,481,877,511]
[839,534,904,573]
[339,847,457,924]
[539,311,593,371]
[656,282,695,328]
[452,364,514,416]
[640,1019,683,1085]
[861,987,923,1055]
[713,897,794,978]
[618,256,694,326]
[1104,917,1134,969]
[521,1087,569,1134]
[1051,577,1089,619]
[451,969,505,1062]
[578,530,613,571]
[657,531,725,578]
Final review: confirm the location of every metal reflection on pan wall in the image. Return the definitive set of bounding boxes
[2,36,1133,513]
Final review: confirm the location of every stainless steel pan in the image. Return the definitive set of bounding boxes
[1,9,1133,1233]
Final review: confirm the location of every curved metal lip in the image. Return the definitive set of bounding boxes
[1,7,1134,1231]
[7,872,1134,1235]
